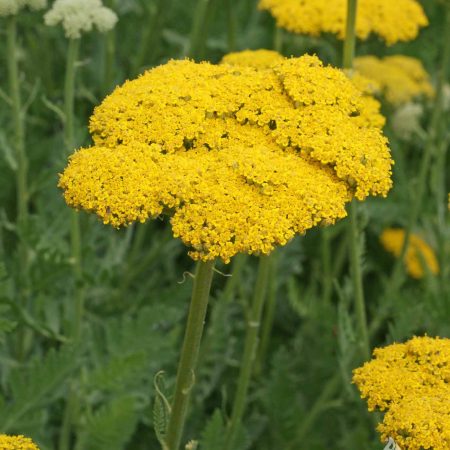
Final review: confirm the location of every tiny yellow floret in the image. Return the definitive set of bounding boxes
[355,55,434,106]
[59,56,393,262]
[259,0,428,45]
[353,336,450,450]
[380,228,439,279]
[0,434,40,450]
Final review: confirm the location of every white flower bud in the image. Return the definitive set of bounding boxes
[44,0,117,39]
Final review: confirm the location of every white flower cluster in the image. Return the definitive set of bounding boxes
[0,0,47,16]
[44,0,117,39]
[391,102,423,140]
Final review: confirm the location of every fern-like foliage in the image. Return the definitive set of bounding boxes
[75,396,138,450]
[199,409,225,450]
[0,345,78,432]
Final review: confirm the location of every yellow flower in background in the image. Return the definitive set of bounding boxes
[380,228,439,279]
[221,49,386,128]
[221,49,285,69]
[259,0,428,45]
[59,56,393,263]
[354,55,434,105]
[353,336,450,450]
[0,434,40,450]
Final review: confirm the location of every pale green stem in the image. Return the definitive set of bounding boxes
[342,0,370,361]
[165,260,215,450]
[342,0,357,70]
[132,0,165,75]
[59,37,82,450]
[255,252,278,376]
[321,228,333,304]
[187,0,213,59]
[273,26,283,53]
[225,0,237,52]
[223,255,271,450]
[348,201,370,360]
[7,17,27,231]
[7,16,30,361]
[102,0,116,93]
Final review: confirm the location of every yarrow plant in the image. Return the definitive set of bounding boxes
[58,54,393,449]
[353,336,450,449]
[60,55,392,263]
[44,0,117,39]
[0,434,40,450]
[354,55,434,106]
[258,0,428,45]
[380,228,440,279]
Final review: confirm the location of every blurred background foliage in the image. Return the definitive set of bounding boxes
[0,0,449,449]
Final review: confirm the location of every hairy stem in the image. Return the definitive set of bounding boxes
[165,260,215,450]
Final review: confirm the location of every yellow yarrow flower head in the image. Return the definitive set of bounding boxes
[59,56,393,263]
[0,434,40,450]
[221,50,386,129]
[44,0,117,39]
[221,49,285,69]
[380,228,439,279]
[353,336,450,450]
[0,0,46,16]
[354,55,434,106]
[259,0,428,45]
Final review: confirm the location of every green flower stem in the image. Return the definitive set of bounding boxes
[342,0,370,361]
[7,17,27,233]
[348,201,370,360]
[389,4,450,294]
[165,259,215,450]
[222,253,248,302]
[187,0,213,59]
[255,252,278,376]
[7,16,30,360]
[63,38,84,341]
[224,255,271,450]
[274,26,283,53]
[59,38,82,450]
[321,228,333,304]
[225,0,237,52]
[342,0,357,70]
[132,0,166,75]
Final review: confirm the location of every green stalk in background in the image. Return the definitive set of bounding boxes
[58,37,82,450]
[388,3,450,296]
[7,15,30,360]
[255,252,278,376]
[165,260,215,450]
[132,0,166,75]
[102,0,117,94]
[63,38,84,342]
[223,255,271,450]
[341,0,370,361]
[225,0,237,52]
[186,0,215,60]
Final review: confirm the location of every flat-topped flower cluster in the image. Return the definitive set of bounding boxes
[59,55,393,262]
[259,0,428,45]
[353,336,450,449]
